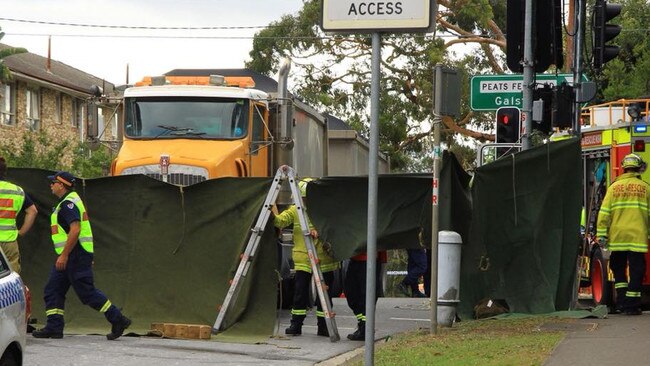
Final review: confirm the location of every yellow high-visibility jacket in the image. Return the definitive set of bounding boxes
[597,172,650,252]
[274,205,339,273]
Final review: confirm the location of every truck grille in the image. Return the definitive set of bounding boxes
[144,173,206,186]
[121,164,209,186]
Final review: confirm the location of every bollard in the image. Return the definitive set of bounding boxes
[437,231,462,326]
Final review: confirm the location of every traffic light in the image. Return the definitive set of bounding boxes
[593,0,622,70]
[552,82,574,129]
[506,0,564,73]
[532,85,553,134]
[496,107,521,143]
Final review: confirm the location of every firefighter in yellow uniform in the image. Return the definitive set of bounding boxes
[597,154,650,315]
[274,178,339,336]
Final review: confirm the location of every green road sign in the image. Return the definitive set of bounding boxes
[470,74,584,111]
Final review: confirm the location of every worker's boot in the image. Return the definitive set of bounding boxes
[614,288,628,313]
[411,285,426,298]
[347,321,365,341]
[107,315,132,340]
[624,295,642,315]
[285,315,304,336]
[317,317,329,337]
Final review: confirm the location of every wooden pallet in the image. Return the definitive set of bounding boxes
[150,323,212,340]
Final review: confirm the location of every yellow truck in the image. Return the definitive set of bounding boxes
[110,60,328,185]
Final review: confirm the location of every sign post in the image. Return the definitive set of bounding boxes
[321,1,436,364]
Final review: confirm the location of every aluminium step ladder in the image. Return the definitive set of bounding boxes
[212,165,340,342]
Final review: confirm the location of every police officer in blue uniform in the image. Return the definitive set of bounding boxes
[32,171,131,340]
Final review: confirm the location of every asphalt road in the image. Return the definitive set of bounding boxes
[25,297,436,366]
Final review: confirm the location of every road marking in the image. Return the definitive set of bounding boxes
[390,317,431,322]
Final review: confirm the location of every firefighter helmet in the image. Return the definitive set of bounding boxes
[622,153,645,170]
[298,178,313,198]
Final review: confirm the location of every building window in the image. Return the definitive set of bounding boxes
[0,83,16,126]
[55,93,62,124]
[25,87,40,130]
[72,99,84,128]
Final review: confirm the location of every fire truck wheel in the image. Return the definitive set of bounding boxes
[590,248,611,307]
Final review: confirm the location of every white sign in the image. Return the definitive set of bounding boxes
[321,0,434,32]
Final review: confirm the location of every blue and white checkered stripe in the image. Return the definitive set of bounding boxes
[0,275,24,309]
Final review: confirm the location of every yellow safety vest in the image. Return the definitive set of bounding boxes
[50,192,94,254]
[0,180,25,242]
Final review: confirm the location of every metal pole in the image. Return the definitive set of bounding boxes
[572,0,585,135]
[521,0,534,150]
[430,64,443,335]
[364,32,381,366]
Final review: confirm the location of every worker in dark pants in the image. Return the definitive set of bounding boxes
[345,250,386,341]
[597,154,650,315]
[275,178,339,337]
[398,248,427,297]
[32,171,131,339]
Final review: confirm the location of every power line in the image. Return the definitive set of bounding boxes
[5,32,465,40]
[0,16,268,30]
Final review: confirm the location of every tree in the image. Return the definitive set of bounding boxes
[0,130,114,178]
[246,0,508,171]
[0,28,27,82]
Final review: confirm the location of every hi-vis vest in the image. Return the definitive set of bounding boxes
[0,180,26,242]
[50,192,94,254]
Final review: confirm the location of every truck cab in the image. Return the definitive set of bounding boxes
[111,76,271,184]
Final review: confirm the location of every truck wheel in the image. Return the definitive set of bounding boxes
[590,248,611,306]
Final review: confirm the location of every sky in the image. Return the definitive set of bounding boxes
[0,0,305,86]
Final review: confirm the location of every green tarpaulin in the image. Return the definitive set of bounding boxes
[459,138,582,318]
[6,140,581,339]
[9,170,277,342]
[307,152,472,260]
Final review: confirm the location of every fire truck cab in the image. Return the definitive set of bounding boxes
[580,99,650,310]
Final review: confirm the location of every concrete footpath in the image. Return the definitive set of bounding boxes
[25,297,433,366]
[544,311,650,366]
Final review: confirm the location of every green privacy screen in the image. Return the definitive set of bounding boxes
[459,138,582,317]
[9,171,276,342]
[8,140,579,340]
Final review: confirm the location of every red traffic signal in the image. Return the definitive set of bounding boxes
[496,107,521,143]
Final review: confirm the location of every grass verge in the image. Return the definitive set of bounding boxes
[351,317,568,366]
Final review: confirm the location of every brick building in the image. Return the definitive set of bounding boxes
[0,43,121,167]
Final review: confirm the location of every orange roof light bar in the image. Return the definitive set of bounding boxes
[134,75,256,88]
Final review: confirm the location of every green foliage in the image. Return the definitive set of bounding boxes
[0,130,113,178]
[72,143,114,178]
[591,0,650,100]
[0,130,70,170]
[246,0,507,172]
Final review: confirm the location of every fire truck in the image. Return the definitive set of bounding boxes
[579,98,650,310]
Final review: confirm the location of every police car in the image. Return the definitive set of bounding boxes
[0,248,26,366]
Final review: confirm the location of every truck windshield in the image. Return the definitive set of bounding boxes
[124,97,249,139]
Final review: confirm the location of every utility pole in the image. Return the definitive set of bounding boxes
[572,0,586,134]
[521,0,534,150]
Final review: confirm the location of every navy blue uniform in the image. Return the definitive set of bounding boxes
[42,194,122,332]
